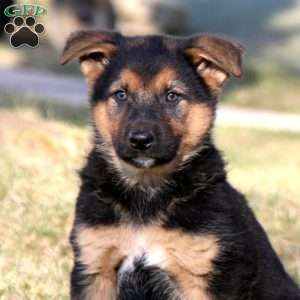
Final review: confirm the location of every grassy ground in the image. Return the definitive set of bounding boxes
[0,103,299,300]
[0,109,87,300]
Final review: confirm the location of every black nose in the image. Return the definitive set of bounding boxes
[129,131,154,150]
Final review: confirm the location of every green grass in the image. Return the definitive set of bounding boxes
[0,102,299,299]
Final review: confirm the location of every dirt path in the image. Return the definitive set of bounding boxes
[1,67,300,133]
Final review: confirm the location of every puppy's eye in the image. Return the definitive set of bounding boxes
[114,90,127,102]
[166,91,181,103]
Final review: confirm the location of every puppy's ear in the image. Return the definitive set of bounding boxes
[184,34,244,94]
[60,30,120,88]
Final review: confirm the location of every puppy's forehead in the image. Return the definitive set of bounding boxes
[109,36,183,93]
[122,35,177,54]
[114,67,178,94]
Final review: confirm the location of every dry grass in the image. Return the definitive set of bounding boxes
[0,107,299,299]
[0,109,88,300]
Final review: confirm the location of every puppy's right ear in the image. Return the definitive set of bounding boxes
[60,30,120,88]
[184,34,244,95]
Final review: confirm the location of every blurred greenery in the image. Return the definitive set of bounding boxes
[224,63,300,114]
[1,0,300,114]
[0,91,89,126]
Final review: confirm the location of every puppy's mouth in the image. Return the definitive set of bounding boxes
[115,142,179,170]
[119,155,174,169]
[131,157,156,168]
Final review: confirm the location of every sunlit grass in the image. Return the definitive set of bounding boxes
[0,109,88,300]
[0,106,299,299]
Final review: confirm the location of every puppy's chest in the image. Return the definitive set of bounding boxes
[77,224,219,299]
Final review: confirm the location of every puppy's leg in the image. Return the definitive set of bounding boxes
[70,261,117,300]
[69,225,123,300]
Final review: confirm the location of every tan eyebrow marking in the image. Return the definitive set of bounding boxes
[118,68,144,92]
[149,67,177,94]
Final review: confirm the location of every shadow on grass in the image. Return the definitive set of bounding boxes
[0,92,89,126]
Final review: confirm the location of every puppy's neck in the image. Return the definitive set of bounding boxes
[80,141,226,222]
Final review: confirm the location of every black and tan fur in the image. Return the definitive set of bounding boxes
[60,30,300,300]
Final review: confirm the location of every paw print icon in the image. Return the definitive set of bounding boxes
[4,16,45,48]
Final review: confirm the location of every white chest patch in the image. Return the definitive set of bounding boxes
[118,233,167,275]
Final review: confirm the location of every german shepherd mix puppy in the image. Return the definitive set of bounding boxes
[60,31,300,300]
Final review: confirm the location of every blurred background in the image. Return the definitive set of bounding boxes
[0,1,299,299]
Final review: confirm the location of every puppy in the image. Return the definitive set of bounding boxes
[60,30,300,300]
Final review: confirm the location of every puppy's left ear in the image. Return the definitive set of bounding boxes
[60,30,121,88]
[184,34,244,95]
